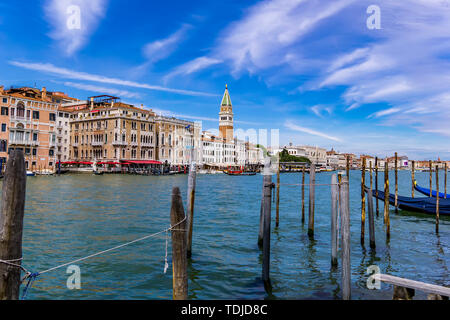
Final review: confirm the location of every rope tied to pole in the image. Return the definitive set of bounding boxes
[4,215,187,300]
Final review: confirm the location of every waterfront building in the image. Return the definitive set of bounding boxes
[155,115,197,165]
[0,86,66,171]
[64,96,158,164]
[56,107,71,162]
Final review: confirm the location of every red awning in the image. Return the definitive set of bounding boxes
[98,162,121,165]
[60,161,78,164]
[124,160,162,165]
[78,161,93,165]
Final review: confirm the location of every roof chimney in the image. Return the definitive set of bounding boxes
[42,87,47,100]
[0,85,4,94]
[90,97,94,110]
[141,104,144,109]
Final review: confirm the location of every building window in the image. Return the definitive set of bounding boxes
[49,113,56,121]
[25,148,31,155]
[32,148,37,156]
[2,98,7,103]
[49,149,54,156]
[0,140,7,152]
[1,124,6,132]
[33,133,38,141]
[1,107,8,115]
[32,111,40,120]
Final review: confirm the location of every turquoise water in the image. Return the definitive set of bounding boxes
[10,170,450,299]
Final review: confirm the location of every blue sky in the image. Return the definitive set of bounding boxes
[1,0,450,160]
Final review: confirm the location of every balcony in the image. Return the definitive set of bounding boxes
[130,141,138,147]
[10,116,31,123]
[112,140,127,146]
[141,142,154,147]
[72,143,79,147]
[9,139,39,146]
[92,141,104,147]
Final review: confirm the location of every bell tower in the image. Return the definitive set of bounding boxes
[219,84,234,141]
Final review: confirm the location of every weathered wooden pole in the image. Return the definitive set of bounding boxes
[170,187,188,300]
[436,165,439,234]
[186,159,197,259]
[361,158,366,245]
[346,155,350,180]
[394,152,398,213]
[258,185,264,247]
[308,163,316,238]
[429,160,432,197]
[275,164,280,228]
[375,157,379,217]
[411,160,415,198]
[366,186,376,249]
[331,174,338,267]
[262,174,273,291]
[339,176,351,300]
[0,149,27,300]
[445,163,447,199]
[384,162,390,239]
[301,167,305,223]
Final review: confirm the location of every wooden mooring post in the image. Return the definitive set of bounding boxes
[445,163,447,199]
[361,158,366,245]
[262,174,273,291]
[186,160,197,259]
[436,165,439,233]
[0,150,27,300]
[394,152,398,213]
[411,160,415,198]
[331,174,338,267]
[346,156,350,180]
[375,157,379,217]
[275,164,280,228]
[365,186,376,249]
[384,162,390,239]
[429,160,432,197]
[170,187,188,300]
[301,167,305,224]
[339,176,351,300]
[308,163,316,238]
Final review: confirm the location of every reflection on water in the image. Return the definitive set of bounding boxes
[5,170,449,299]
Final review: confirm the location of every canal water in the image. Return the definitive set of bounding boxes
[9,170,450,299]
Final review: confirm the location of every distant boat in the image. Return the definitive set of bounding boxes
[94,170,104,175]
[26,171,36,177]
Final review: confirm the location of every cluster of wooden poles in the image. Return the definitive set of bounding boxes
[266,162,352,299]
[360,153,443,241]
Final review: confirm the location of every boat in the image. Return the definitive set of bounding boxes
[372,189,450,216]
[26,171,36,177]
[94,170,104,175]
[414,180,450,198]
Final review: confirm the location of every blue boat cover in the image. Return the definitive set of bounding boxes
[372,189,450,216]
[414,180,450,199]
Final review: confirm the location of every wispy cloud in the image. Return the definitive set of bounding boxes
[214,0,355,74]
[59,81,141,99]
[310,104,333,118]
[43,0,108,56]
[285,120,341,142]
[164,56,222,82]
[143,24,191,64]
[367,107,400,119]
[10,61,217,97]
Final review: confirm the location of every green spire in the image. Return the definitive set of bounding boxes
[221,84,232,106]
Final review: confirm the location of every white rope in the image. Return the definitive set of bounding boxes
[37,216,187,276]
[164,230,169,274]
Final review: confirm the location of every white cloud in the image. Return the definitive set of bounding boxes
[44,0,108,56]
[60,81,141,99]
[10,61,216,97]
[214,0,355,74]
[143,24,191,63]
[285,120,341,142]
[164,56,222,82]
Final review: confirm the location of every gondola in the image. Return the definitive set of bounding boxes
[94,171,104,175]
[414,180,450,198]
[372,189,450,216]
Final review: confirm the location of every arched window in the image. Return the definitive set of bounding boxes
[17,101,25,118]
